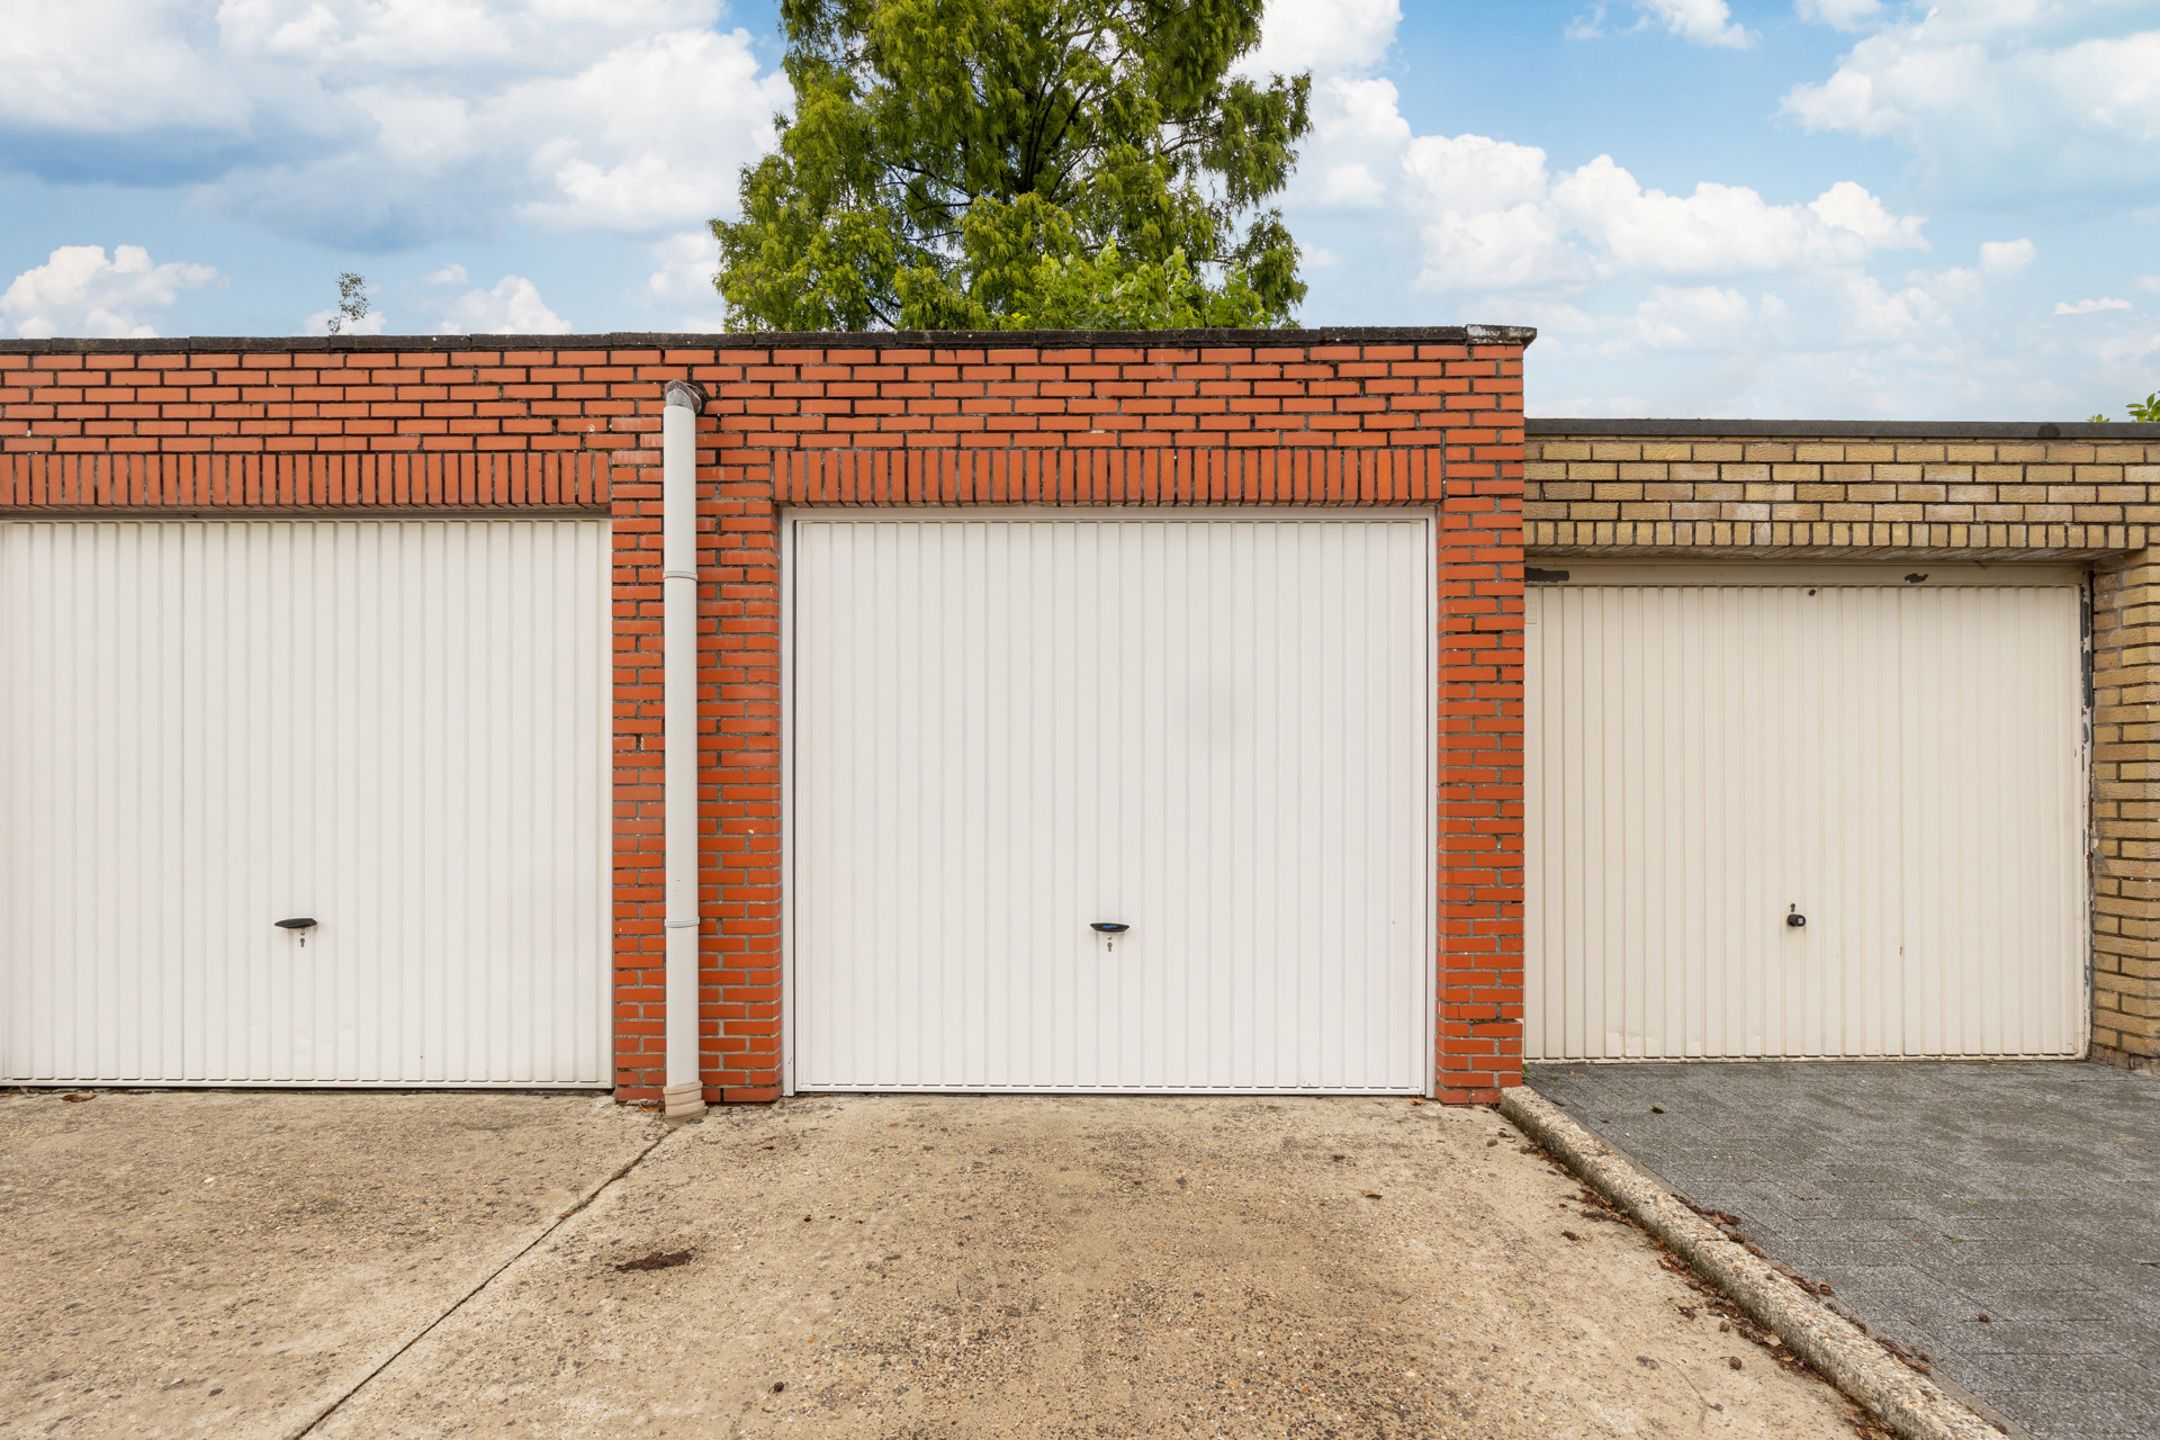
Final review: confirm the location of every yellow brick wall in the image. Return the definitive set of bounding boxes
[1530,427,2160,1068]
[1527,434,2160,557]
[2093,555,2160,1069]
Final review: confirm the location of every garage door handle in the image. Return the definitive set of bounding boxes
[1090,922,1129,934]
[275,917,317,931]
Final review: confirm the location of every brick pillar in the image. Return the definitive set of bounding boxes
[2091,553,2160,1072]
[707,401,786,1103]
[1434,344,1527,1103]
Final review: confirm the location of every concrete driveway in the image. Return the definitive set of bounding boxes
[1532,1061,2160,1440]
[3,1090,1868,1439]
[0,1090,663,1438]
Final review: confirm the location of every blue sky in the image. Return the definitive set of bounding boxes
[2,0,2156,417]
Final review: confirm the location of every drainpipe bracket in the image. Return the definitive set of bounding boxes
[664,379,708,413]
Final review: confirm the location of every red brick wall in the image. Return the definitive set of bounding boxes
[0,329,1529,1103]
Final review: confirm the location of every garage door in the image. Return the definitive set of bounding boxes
[789,513,1433,1093]
[1,519,612,1086]
[1527,564,2087,1060]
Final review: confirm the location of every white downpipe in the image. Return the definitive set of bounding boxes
[661,379,707,1119]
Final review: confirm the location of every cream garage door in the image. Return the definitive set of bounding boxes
[1527,563,2088,1060]
[1,519,612,1086]
[788,513,1434,1093]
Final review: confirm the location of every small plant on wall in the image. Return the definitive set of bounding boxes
[2089,392,2159,422]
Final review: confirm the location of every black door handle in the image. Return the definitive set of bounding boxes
[1090,922,1129,935]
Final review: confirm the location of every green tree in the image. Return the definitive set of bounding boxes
[713,0,1310,331]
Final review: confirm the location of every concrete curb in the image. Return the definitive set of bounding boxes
[1499,1087,2001,1440]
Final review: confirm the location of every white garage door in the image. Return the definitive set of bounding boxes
[1,519,612,1086]
[789,513,1433,1093]
[1527,563,2088,1061]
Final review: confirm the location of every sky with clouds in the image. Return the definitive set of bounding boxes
[2,0,2156,418]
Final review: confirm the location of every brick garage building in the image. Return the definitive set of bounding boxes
[1524,421,2160,1074]
[10,337,2155,1105]
[0,328,1531,1107]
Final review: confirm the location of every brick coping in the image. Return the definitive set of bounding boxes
[1531,418,2160,441]
[0,324,1539,357]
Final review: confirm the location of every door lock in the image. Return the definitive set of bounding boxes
[1786,906,1807,929]
[1091,921,1129,953]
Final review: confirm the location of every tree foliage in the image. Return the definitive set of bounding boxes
[713,0,1310,331]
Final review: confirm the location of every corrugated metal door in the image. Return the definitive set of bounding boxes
[1526,564,2087,1060]
[789,513,1433,1093]
[1,519,612,1086]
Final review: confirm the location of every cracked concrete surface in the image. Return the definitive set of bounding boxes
[323,1095,1860,1438]
[0,1090,661,1439]
[4,1091,1868,1439]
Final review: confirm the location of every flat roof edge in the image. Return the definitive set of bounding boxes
[1530,417,2160,441]
[0,324,1539,356]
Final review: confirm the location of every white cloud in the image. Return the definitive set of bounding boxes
[1,244,217,338]
[1565,6,1613,42]
[1257,0,2139,418]
[1626,285,1775,349]
[1782,8,2160,197]
[0,2,246,137]
[1545,237,2062,416]
[1242,0,1400,77]
[1636,0,1752,48]
[1490,285,1788,363]
[1285,39,1930,298]
[212,0,716,75]
[507,29,791,233]
[1979,238,2036,275]
[1402,142,1926,292]
[1814,238,2032,343]
[1566,0,1752,46]
[1419,201,1583,292]
[0,1,790,246]
[1405,133,1550,216]
[1316,162,1387,207]
[2137,276,2160,295]
[2054,297,2132,315]
[434,275,570,334]
[1554,159,1927,276]
[1826,269,1945,343]
[424,263,469,286]
[1248,0,2131,417]
[647,230,716,301]
[645,229,729,328]
[1795,0,1883,30]
[1807,179,1928,249]
[1295,76,1413,209]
